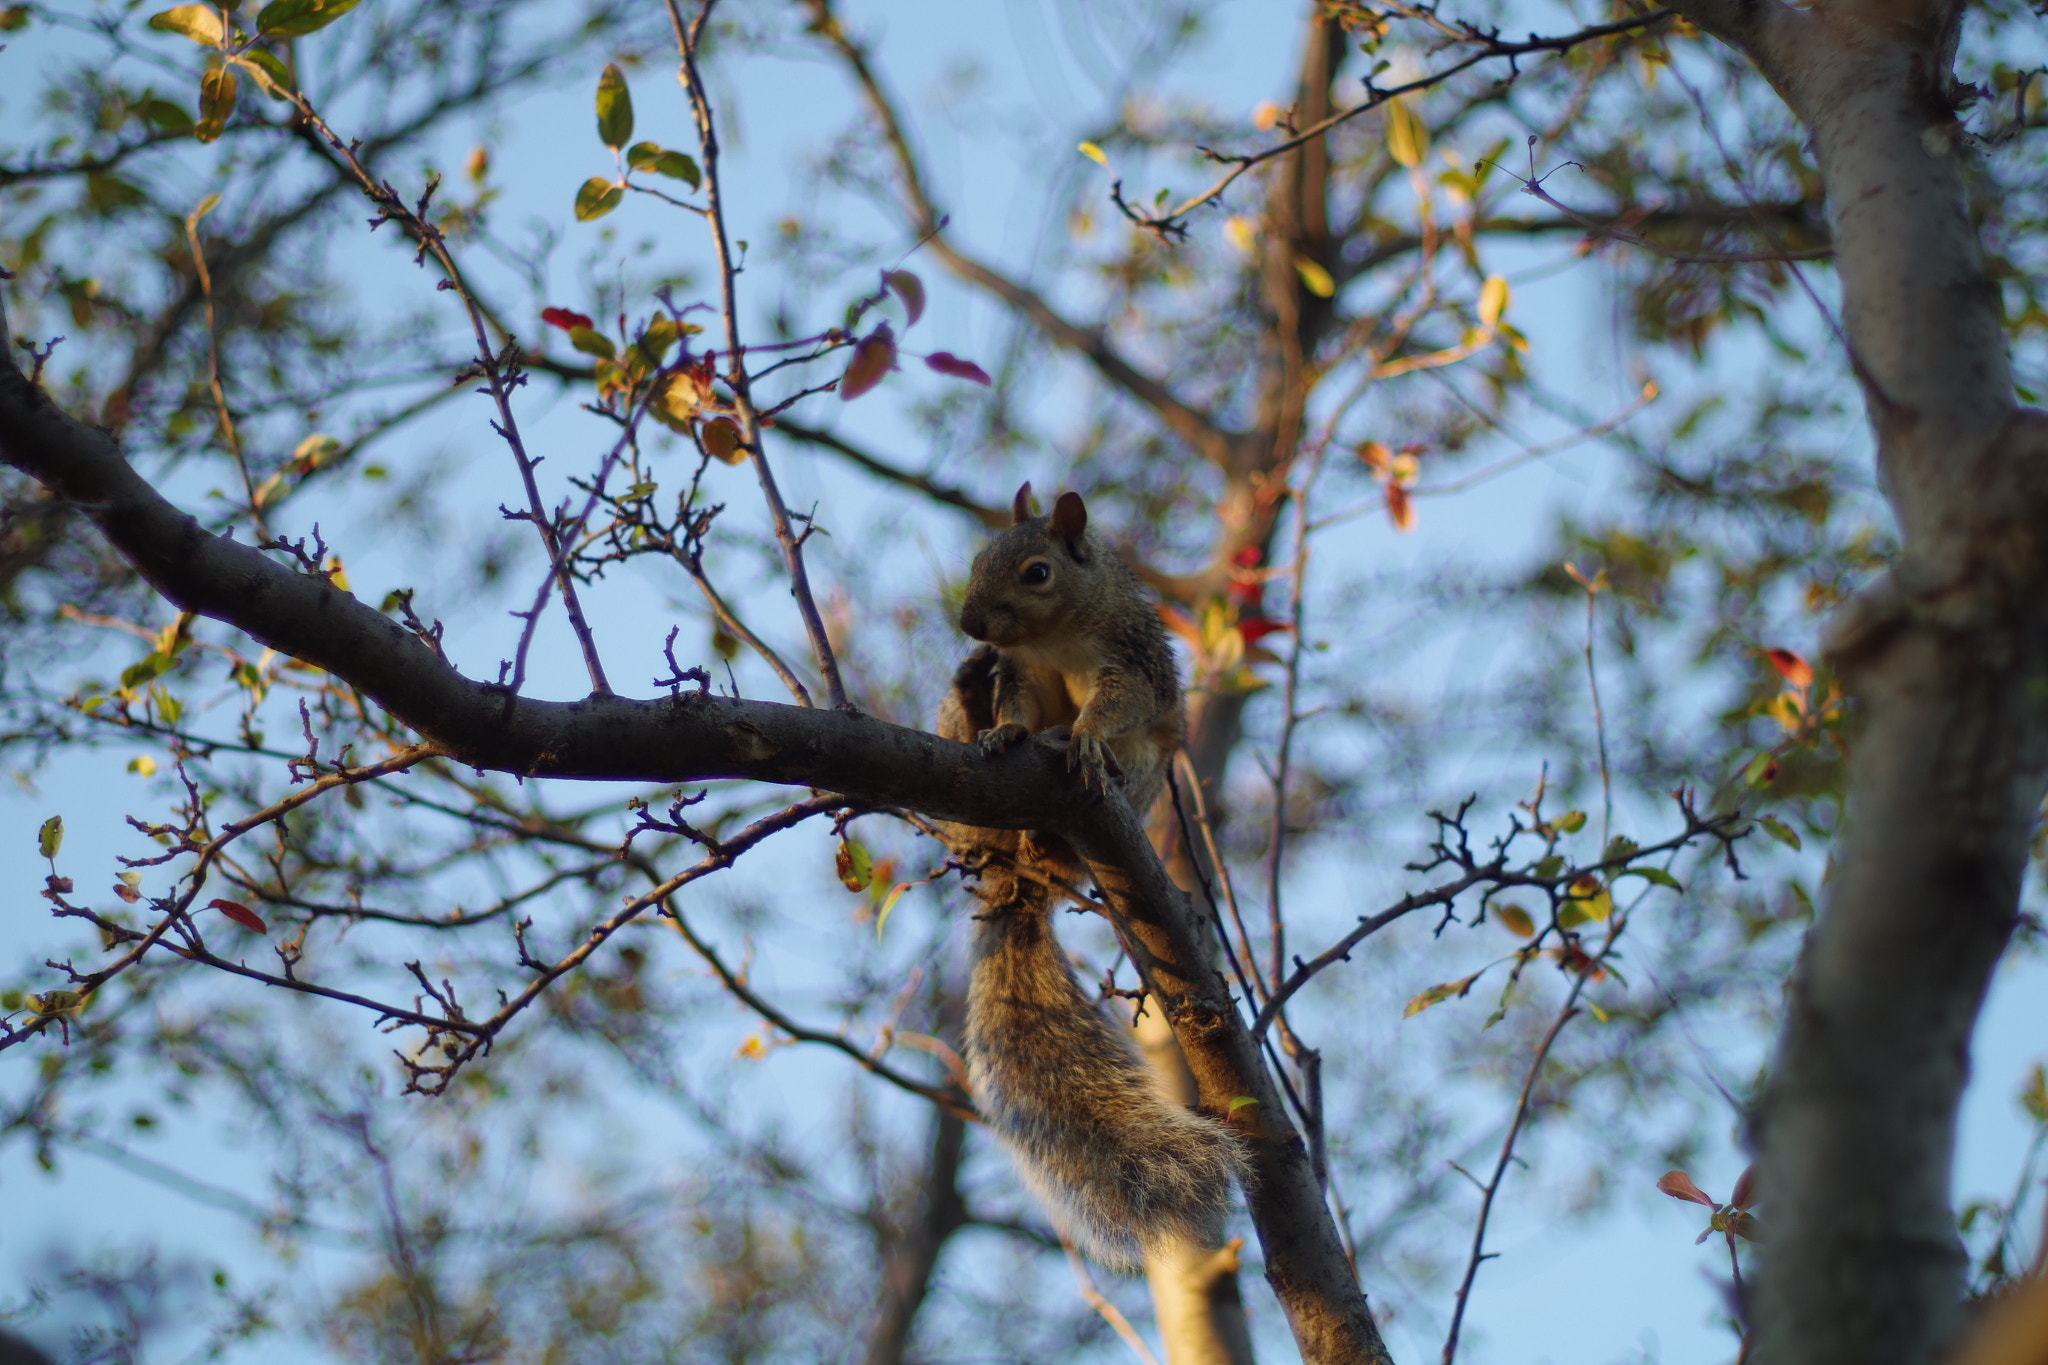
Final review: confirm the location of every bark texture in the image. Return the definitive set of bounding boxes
[1674,2,2048,1362]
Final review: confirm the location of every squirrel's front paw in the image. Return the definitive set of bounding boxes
[1066,732,1123,792]
[977,722,1030,756]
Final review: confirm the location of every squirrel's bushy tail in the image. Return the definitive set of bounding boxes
[938,644,1247,1268]
[964,891,1250,1271]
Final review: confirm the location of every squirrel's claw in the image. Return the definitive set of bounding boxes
[978,722,1030,757]
[1066,732,1121,792]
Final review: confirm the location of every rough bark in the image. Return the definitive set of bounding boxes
[0,294,1390,1365]
[1672,3,2048,1362]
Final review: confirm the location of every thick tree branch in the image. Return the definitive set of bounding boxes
[0,300,1387,1365]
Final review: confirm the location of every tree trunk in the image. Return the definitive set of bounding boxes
[1675,3,2048,1362]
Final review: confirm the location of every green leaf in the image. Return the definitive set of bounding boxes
[255,0,357,35]
[37,815,63,860]
[1554,809,1587,834]
[633,315,677,366]
[195,65,237,144]
[148,5,224,45]
[120,651,175,691]
[835,838,873,892]
[1758,813,1802,851]
[1621,865,1683,890]
[2020,1062,2048,1124]
[565,324,615,359]
[1742,751,1777,787]
[595,63,634,151]
[1226,1096,1259,1116]
[626,142,699,187]
[233,48,293,99]
[573,176,622,222]
[136,97,195,133]
[1533,853,1564,879]
[86,173,148,212]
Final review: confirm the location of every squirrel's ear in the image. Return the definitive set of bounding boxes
[1051,491,1089,559]
[1012,482,1034,524]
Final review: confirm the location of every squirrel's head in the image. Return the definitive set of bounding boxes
[958,483,1095,646]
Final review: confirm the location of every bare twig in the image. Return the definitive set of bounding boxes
[668,0,849,710]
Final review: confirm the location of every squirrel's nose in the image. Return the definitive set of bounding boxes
[959,602,986,639]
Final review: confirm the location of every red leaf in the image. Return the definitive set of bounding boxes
[840,323,898,401]
[1656,1169,1717,1207]
[924,351,991,386]
[542,307,594,332]
[208,898,268,933]
[1231,546,1262,569]
[1238,615,1291,644]
[1762,648,1813,689]
[1729,1165,1756,1211]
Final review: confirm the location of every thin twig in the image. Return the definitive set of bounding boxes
[668,0,849,710]
[1063,1243,1164,1365]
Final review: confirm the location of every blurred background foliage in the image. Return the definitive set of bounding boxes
[3,0,2046,1360]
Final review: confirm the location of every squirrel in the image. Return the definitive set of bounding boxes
[935,484,1248,1271]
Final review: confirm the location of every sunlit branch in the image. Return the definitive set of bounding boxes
[1121,9,1678,237]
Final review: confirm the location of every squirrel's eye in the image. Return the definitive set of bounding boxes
[1020,562,1051,586]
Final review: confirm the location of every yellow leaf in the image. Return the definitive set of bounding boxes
[1077,141,1109,168]
[1222,215,1258,255]
[1565,875,1613,923]
[1477,274,1510,328]
[128,755,157,776]
[1404,972,1479,1017]
[148,5,224,45]
[736,1035,766,1060]
[873,881,911,941]
[1295,258,1336,298]
[1384,97,1427,169]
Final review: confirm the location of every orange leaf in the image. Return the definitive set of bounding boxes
[700,417,744,463]
[1385,483,1415,533]
[1156,603,1202,646]
[207,898,267,933]
[1762,648,1813,689]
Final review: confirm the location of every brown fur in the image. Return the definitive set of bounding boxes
[938,499,1246,1268]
